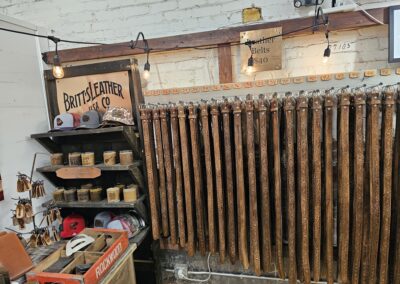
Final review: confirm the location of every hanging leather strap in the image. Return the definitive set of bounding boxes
[310,95,323,282]
[170,106,186,247]
[178,104,196,256]
[200,102,216,255]
[188,103,206,256]
[351,91,366,284]
[221,99,237,264]
[160,107,177,245]
[367,92,381,283]
[296,96,311,283]
[283,95,297,284]
[140,108,161,240]
[378,89,395,284]
[232,98,249,269]
[210,101,226,263]
[393,91,400,284]
[153,108,169,237]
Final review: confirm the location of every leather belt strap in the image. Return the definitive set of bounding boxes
[160,107,177,245]
[378,89,395,284]
[188,103,206,256]
[153,108,169,237]
[270,96,284,279]
[170,106,186,247]
[210,101,226,263]
[140,108,161,240]
[232,98,249,269]
[393,92,400,284]
[178,104,196,256]
[221,99,237,264]
[200,102,216,255]
[296,96,311,283]
[338,92,351,284]
[257,95,273,274]
[310,95,322,282]
[245,96,261,275]
[351,91,365,284]
[367,91,381,283]
[283,95,297,284]
[323,94,334,284]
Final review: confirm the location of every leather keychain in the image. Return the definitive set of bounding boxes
[378,87,396,284]
[170,105,186,248]
[178,103,195,257]
[283,94,297,284]
[200,101,216,255]
[140,108,161,240]
[270,94,284,279]
[232,98,249,269]
[210,100,226,263]
[221,98,236,264]
[160,106,177,245]
[188,102,206,256]
[153,107,169,238]
[245,96,261,275]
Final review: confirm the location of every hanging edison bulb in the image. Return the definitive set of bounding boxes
[52,53,64,79]
[323,45,331,64]
[143,61,150,80]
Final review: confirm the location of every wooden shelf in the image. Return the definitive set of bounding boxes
[55,195,145,209]
[37,162,142,173]
[31,126,141,158]
[130,227,149,247]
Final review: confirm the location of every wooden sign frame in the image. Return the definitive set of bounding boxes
[43,59,144,131]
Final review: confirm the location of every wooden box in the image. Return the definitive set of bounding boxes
[27,228,129,284]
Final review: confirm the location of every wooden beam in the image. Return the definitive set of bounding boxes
[43,8,388,64]
[218,43,233,84]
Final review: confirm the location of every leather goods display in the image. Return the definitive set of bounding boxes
[140,87,400,283]
[0,232,33,280]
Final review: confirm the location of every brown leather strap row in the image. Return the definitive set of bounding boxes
[153,108,169,237]
[283,95,297,284]
[140,108,161,240]
[394,93,400,284]
[160,107,177,245]
[351,91,365,284]
[178,104,196,256]
[324,94,335,284]
[232,98,249,269]
[188,103,206,256]
[338,92,350,284]
[210,101,226,263]
[170,106,186,248]
[200,102,217,255]
[378,89,395,284]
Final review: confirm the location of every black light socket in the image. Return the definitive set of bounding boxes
[248,55,254,67]
[324,46,331,58]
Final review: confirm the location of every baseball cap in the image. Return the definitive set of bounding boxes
[107,213,145,238]
[60,213,86,239]
[101,107,134,126]
[93,211,114,228]
[77,110,102,129]
[51,113,81,131]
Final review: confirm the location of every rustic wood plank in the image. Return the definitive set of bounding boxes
[43,8,388,64]
[55,167,101,179]
[217,44,233,84]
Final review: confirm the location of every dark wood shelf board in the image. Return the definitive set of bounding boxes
[55,195,145,208]
[31,126,133,139]
[130,227,150,247]
[36,162,142,173]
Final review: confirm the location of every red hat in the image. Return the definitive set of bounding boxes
[60,213,85,239]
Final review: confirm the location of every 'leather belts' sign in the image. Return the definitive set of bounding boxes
[56,71,132,114]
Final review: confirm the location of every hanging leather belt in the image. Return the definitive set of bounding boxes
[200,102,217,255]
[245,96,261,275]
[140,108,161,240]
[378,88,395,284]
[188,103,206,256]
[323,93,334,284]
[210,100,226,263]
[393,91,400,284]
[232,97,249,269]
[178,104,196,256]
[153,108,169,238]
[296,95,311,283]
[170,106,186,248]
[283,95,297,284]
[221,99,237,264]
[160,106,177,245]
[351,90,366,284]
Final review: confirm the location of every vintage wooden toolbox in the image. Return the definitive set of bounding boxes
[27,228,129,284]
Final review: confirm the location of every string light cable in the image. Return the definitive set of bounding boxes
[351,0,385,25]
